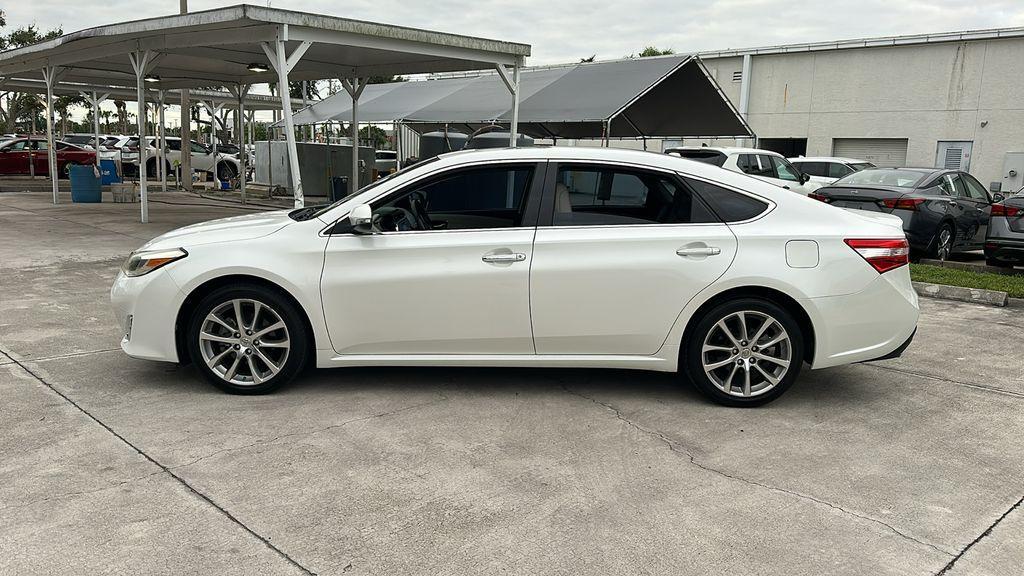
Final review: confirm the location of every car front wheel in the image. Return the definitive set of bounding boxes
[186,284,308,394]
[684,298,804,407]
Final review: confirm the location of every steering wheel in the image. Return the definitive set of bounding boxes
[372,206,417,232]
[406,191,433,230]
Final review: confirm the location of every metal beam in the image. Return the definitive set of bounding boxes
[264,40,307,207]
[129,50,153,223]
[343,77,366,195]
[41,66,62,204]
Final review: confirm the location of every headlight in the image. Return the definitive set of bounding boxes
[121,248,188,277]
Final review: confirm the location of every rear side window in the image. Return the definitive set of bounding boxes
[737,154,774,177]
[553,165,719,226]
[795,162,826,177]
[685,177,769,222]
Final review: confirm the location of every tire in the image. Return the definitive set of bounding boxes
[928,223,954,261]
[683,298,805,407]
[216,162,238,182]
[186,284,308,394]
[145,158,173,179]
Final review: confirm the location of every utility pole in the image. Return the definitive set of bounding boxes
[178,0,192,191]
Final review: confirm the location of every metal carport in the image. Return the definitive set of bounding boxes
[0,4,530,222]
[285,55,753,142]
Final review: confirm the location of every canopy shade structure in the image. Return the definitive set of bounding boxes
[0,78,297,111]
[284,55,753,139]
[0,4,530,221]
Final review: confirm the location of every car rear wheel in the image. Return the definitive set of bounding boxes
[684,298,804,407]
[186,284,308,394]
[929,223,954,261]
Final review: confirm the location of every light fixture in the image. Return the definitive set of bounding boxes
[143,74,161,83]
[247,62,270,73]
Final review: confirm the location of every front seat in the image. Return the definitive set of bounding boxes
[555,183,572,222]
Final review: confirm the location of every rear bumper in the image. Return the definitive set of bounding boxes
[803,266,919,369]
[984,237,1024,263]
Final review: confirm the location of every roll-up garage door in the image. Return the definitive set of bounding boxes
[832,138,908,168]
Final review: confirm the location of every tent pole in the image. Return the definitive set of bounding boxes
[42,67,59,204]
[343,78,366,195]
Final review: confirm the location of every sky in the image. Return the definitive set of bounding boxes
[5,0,1024,123]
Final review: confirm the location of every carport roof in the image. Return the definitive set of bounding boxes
[0,4,531,90]
[284,55,754,139]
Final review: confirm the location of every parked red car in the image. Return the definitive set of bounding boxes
[0,137,96,177]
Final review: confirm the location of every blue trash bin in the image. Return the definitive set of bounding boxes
[69,164,103,203]
[99,159,121,185]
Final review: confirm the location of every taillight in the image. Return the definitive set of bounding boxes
[991,203,1021,217]
[881,197,926,211]
[808,192,829,203]
[844,238,910,274]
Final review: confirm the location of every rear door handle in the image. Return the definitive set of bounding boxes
[676,246,722,257]
[482,252,526,264]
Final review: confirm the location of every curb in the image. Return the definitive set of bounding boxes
[918,258,1023,277]
[913,281,1009,307]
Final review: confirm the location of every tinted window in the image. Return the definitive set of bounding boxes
[685,177,769,222]
[961,174,989,201]
[796,162,827,177]
[553,166,718,226]
[771,156,801,182]
[828,163,854,179]
[375,164,534,231]
[8,140,29,151]
[669,150,727,167]
[737,154,773,177]
[190,142,207,153]
[947,174,969,198]
[166,140,182,151]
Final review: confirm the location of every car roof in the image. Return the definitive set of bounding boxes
[789,156,868,164]
[665,146,781,156]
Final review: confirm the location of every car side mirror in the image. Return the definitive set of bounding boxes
[349,204,374,234]
[800,172,810,184]
[992,193,1005,203]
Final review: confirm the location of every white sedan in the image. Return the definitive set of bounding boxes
[111,147,918,406]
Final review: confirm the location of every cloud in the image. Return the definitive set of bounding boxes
[6,0,1024,65]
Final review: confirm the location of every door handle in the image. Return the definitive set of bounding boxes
[482,252,526,264]
[676,246,722,257]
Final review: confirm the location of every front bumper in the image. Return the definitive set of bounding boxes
[804,266,920,369]
[110,268,184,362]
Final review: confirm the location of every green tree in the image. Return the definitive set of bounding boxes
[626,46,675,58]
[0,17,64,132]
[358,125,389,149]
[54,94,88,136]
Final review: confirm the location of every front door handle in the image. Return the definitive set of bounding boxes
[482,252,526,264]
[677,246,722,257]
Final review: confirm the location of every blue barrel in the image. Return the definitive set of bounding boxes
[69,164,103,203]
[99,159,121,185]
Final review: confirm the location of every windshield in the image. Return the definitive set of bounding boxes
[837,169,926,188]
[850,162,875,172]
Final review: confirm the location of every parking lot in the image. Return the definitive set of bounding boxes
[1,191,1021,575]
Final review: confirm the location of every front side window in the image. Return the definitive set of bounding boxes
[828,163,854,179]
[771,156,801,182]
[167,140,182,152]
[553,165,718,226]
[961,174,990,201]
[372,164,534,231]
[190,142,207,154]
[946,174,969,198]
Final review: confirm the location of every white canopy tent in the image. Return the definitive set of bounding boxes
[0,4,530,222]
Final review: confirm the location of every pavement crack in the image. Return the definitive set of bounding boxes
[172,395,448,471]
[3,355,319,576]
[935,493,1024,575]
[561,385,954,558]
[864,362,1024,400]
[1,470,167,512]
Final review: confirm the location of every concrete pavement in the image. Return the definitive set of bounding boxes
[1,191,1021,575]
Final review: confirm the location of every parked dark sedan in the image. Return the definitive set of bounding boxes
[985,188,1024,267]
[810,167,1002,260]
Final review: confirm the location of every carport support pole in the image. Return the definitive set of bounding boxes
[342,78,366,194]
[158,91,167,192]
[234,85,250,204]
[129,50,152,223]
[509,61,521,147]
[263,39,312,208]
[41,66,59,204]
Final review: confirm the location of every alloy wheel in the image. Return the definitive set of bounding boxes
[701,310,792,397]
[199,298,290,386]
[937,228,952,261]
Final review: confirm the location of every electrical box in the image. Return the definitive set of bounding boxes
[1001,152,1024,194]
